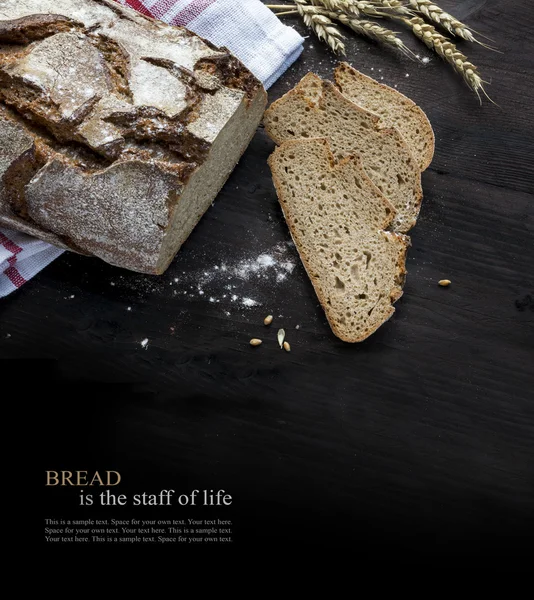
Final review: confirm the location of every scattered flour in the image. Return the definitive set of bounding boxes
[242,298,258,307]
[167,242,298,310]
[108,242,299,316]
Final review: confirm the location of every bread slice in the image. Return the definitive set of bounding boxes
[335,63,435,171]
[263,73,422,233]
[268,138,409,342]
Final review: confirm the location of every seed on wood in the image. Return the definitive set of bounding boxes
[277,328,285,348]
[438,279,452,286]
[283,341,291,352]
[250,338,262,346]
[264,315,273,326]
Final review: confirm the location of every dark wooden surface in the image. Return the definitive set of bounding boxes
[3,0,533,559]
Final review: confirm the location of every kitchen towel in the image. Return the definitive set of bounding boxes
[0,230,64,297]
[0,0,304,298]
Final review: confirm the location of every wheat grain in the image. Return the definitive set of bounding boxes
[400,16,491,101]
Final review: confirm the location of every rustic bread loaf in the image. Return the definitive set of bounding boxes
[263,72,422,233]
[335,62,435,171]
[0,0,267,273]
[268,138,409,342]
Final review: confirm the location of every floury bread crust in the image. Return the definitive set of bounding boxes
[0,0,267,273]
[268,139,409,343]
[334,63,435,172]
[263,72,422,233]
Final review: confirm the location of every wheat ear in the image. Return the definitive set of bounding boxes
[309,0,409,17]
[365,0,414,16]
[320,9,415,58]
[294,0,347,54]
[399,16,491,102]
[406,0,494,48]
[269,1,408,18]
[270,2,413,58]
[310,0,359,15]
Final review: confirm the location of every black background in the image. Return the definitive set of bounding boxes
[2,0,533,561]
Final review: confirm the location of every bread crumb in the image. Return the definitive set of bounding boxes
[140,338,149,349]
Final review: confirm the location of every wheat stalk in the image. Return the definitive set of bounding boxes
[399,16,491,101]
[294,0,347,54]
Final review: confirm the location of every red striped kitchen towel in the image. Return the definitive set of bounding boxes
[0,230,64,297]
[0,0,303,298]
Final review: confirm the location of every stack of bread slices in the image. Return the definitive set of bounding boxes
[264,63,435,343]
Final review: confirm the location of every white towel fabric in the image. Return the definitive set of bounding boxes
[0,0,303,298]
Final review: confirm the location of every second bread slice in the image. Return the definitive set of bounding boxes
[268,138,409,343]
